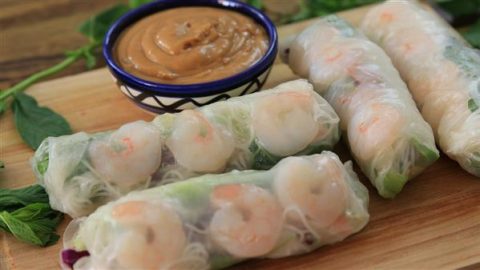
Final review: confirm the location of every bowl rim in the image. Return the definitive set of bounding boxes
[103,0,278,98]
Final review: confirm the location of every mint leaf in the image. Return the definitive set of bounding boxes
[128,0,153,8]
[12,93,72,150]
[0,185,49,212]
[0,203,63,246]
[0,211,44,245]
[79,4,130,42]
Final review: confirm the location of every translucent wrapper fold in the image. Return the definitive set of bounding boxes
[285,16,439,198]
[61,152,369,270]
[361,0,480,177]
[32,79,340,217]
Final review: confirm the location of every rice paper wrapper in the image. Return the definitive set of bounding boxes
[62,152,369,270]
[361,0,480,176]
[32,79,340,217]
[286,15,439,198]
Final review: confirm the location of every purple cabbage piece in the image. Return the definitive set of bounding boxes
[61,249,90,269]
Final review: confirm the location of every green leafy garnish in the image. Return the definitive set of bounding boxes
[12,93,72,150]
[468,98,479,112]
[463,19,480,48]
[382,171,408,199]
[245,0,263,9]
[0,185,49,212]
[435,0,480,18]
[249,141,282,170]
[411,138,440,165]
[79,4,130,43]
[0,2,141,150]
[0,203,62,246]
[0,185,63,246]
[0,100,6,116]
[279,0,382,24]
[37,156,49,176]
[129,0,153,8]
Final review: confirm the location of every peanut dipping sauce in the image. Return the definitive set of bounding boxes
[114,7,269,84]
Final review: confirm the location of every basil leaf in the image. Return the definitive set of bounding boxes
[0,203,63,246]
[0,185,49,212]
[128,0,153,8]
[12,93,72,150]
[79,4,130,42]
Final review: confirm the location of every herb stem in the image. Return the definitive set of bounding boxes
[0,42,99,102]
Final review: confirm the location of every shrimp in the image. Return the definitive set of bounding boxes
[348,103,404,162]
[88,121,162,191]
[252,90,321,156]
[167,110,235,172]
[208,184,283,258]
[109,200,186,270]
[274,156,347,231]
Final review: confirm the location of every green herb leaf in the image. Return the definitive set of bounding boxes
[411,138,439,166]
[128,0,153,8]
[37,156,49,176]
[249,141,282,170]
[79,4,130,42]
[280,0,381,24]
[463,19,480,48]
[83,50,97,69]
[12,93,72,150]
[246,0,263,9]
[0,100,6,116]
[435,0,480,18]
[0,203,62,246]
[382,171,408,199]
[0,185,49,212]
[469,98,479,112]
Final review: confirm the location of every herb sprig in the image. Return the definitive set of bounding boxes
[0,185,63,246]
[0,1,149,150]
[0,0,153,247]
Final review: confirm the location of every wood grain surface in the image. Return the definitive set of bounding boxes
[1,3,480,270]
[0,0,126,90]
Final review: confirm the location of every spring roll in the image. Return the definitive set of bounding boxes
[285,16,439,198]
[361,0,480,177]
[32,79,340,217]
[60,152,369,270]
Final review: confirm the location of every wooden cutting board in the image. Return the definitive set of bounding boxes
[2,4,480,270]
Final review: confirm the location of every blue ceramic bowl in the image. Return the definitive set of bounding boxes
[104,0,278,113]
